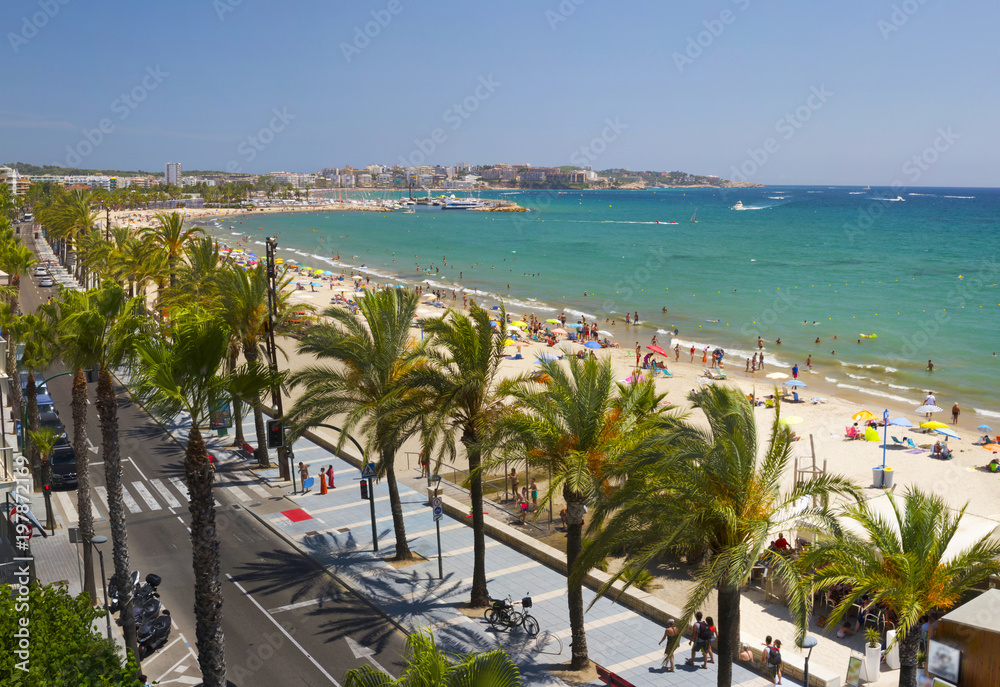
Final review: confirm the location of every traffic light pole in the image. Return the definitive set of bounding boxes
[264,237,290,482]
[368,477,378,553]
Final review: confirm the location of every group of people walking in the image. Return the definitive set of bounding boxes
[659,612,783,684]
[298,462,336,494]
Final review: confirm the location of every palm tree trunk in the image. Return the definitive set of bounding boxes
[243,345,270,468]
[71,369,97,602]
[229,352,246,448]
[716,583,741,687]
[383,448,411,560]
[26,375,41,488]
[465,439,489,607]
[566,495,589,670]
[898,628,921,687]
[185,425,227,687]
[97,366,139,659]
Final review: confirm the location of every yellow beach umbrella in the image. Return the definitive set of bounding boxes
[511,320,528,327]
[852,410,875,421]
[504,339,515,346]
[545,319,560,324]
[779,416,803,425]
[920,421,948,430]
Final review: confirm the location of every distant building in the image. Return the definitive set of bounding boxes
[0,166,30,196]
[165,162,182,186]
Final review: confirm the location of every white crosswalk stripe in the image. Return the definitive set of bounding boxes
[216,473,251,503]
[55,490,77,524]
[121,485,142,513]
[247,483,270,499]
[168,477,189,502]
[132,481,162,511]
[149,479,181,509]
[94,486,109,512]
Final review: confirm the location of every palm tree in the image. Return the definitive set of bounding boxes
[19,313,55,488]
[132,308,275,687]
[799,488,1000,687]
[494,356,669,670]
[85,282,149,660]
[578,386,859,687]
[344,629,520,687]
[145,212,203,287]
[0,240,36,308]
[412,303,508,607]
[0,303,26,422]
[27,426,60,528]
[213,264,272,467]
[285,289,427,560]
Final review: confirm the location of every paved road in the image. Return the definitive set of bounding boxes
[22,234,408,686]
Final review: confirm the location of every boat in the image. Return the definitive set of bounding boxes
[442,199,483,210]
[732,201,744,210]
[690,208,698,223]
[402,208,416,214]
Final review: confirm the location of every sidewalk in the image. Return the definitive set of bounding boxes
[199,420,792,687]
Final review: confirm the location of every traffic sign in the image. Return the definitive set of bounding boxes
[361,462,376,479]
[431,497,442,509]
[433,507,443,522]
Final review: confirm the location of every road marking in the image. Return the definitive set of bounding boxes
[227,574,342,686]
[605,649,665,674]
[86,438,98,454]
[168,477,189,502]
[549,610,636,641]
[247,483,271,499]
[267,597,327,614]
[310,494,392,515]
[54,490,77,524]
[132,481,162,511]
[215,473,251,503]
[462,560,540,587]
[532,587,567,603]
[94,486,109,512]
[443,540,502,558]
[139,635,183,667]
[149,479,182,509]
[121,485,142,513]
[127,456,149,482]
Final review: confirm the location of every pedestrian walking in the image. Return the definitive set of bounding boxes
[518,495,528,525]
[509,468,519,500]
[760,635,773,669]
[767,639,783,684]
[792,364,799,379]
[635,343,641,367]
[659,619,678,672]
[705,616,717,663]
[530,478,538,509]
[674,344,680,361]
[685,611,710,669]
[952,402,960,424]
[320,468,328,495]
[298,462,310,493]
[326,465,335,489]
[690,345,695,363]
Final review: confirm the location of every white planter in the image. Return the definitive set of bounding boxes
[860,643,882,682]
[884,630,900,670]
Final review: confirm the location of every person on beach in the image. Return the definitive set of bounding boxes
[759,353,765,369]
[792,364,799,379]
[625,313,631,325]
[703,347,708,364]
[659,619,679,672]
[674,344,680,361]
[746,358,751,374]
[952,402,960,424]
[690,345,696,362]
[634,312,639,323]
[927,359,935,372]
[635,343,641,367]
[651,335,658,347]
[806,354,812,371]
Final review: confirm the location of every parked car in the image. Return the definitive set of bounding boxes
[20,372,49,395]
[38,277,55,287]
[32,267,48,277]
[49,446,77,489]
[35,393,57,416]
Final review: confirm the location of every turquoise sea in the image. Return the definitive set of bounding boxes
[197,187,1000,421]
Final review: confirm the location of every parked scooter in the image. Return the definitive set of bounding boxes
[107,570,140,614]
[138,610,172,660]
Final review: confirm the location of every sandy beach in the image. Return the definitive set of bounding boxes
[109,201,388,230]
[273,276,997,686]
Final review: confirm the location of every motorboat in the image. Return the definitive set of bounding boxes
[732,200,744,210]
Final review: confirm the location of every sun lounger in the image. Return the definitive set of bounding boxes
[905,438,918,449]
[891,436,905,446]
[716,369,727,380]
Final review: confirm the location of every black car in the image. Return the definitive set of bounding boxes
[38,411,70,447]
[49,445,77,489]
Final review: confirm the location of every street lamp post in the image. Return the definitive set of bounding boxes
[91,535,112,640]
[264,236,291,482]
[797,634,818,687]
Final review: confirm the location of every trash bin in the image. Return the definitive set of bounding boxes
[882,467,895,489]
[872,466,884,488]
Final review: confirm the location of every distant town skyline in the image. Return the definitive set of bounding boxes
[3,1,999,186]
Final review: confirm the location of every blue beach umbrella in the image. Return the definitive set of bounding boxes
[782,380,808,388]
[887,417,913,428]
[568,323,585,329]
[978,424,993,432]
[584,341,602,349]
[934,427,961,441]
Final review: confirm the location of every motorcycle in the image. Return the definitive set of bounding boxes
[107,570,140,614]
[138,609,172,660]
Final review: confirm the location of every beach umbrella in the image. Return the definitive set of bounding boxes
[511,320,528,327]
[920,421,948,430]
[423,293,437,300]
[545,319,560,324]
[887,417,913,427]
[779,416,804,425]
[537,352,559,362]
[568,323,585,329]
[597,330,613,337]
[584,341,602,349]
[765,372,789,380]
[934,427,961,441]
[624,373,646,383]
[978,424,993,432]
[510,341,530,348]
[783,380,808,388]
[852,410,875,421]
[506,324,522,331]
[647,345,669,356]
[551,328,567,336]
[915,404,943,414]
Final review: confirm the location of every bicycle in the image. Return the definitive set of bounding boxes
[484,594,539,637]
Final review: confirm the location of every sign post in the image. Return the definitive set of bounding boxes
[362,462,378,552]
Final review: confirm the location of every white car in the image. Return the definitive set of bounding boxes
[38,277,55,287]
[32,267,48,277]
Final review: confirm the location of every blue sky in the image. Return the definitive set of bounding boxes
[3,0,998,185]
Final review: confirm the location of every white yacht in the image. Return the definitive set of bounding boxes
[732,200,744,210]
